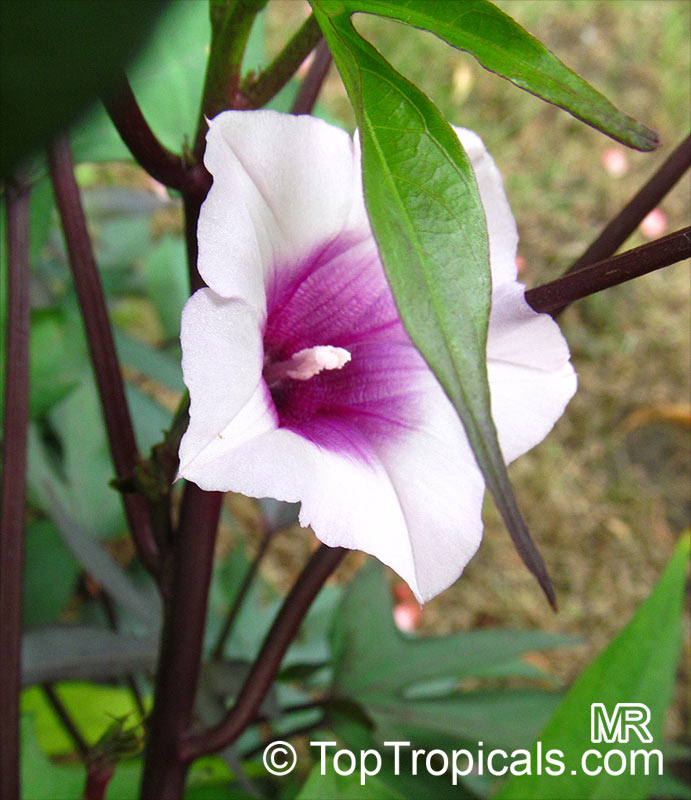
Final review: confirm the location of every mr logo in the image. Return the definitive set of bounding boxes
[590,703,653,744]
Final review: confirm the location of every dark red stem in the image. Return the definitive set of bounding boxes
[238,13,323,111]
[291,39,333,115]
[41,683,90,759]
[183,190,210,293]
[526,227,691,315]
[139,484,223,799]
[567,133,691,275]
[102,73,190,192]
[0,179,31,800]
[180,544,347,760]
[48,135,160,577]
[83,764,115,800]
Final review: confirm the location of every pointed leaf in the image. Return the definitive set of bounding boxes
[332,550,574,699]
[27,425,161,630]
[312,3,555,602]
[22,627,156,686]
[497,533,690,800]
[316,0,657,150]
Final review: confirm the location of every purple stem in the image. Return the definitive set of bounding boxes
[102,73,190,192]
[237,13,323,111]
[0,179,31,800]
[183,191,210,294]
[180,544,346,761]
[526,227,691,315]
[567,134,690,275]
[41,683,90,759]
[291,39,333,115]
[139,484,222,799]
[47,135,160,577]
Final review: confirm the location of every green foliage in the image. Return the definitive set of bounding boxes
[316,0,657,150]
[22,520,80,627]
[297,762,404,799]
[71,1,298,165]
[22,683,144,756]
[496,533,690,799]
[326,562,574,795]
[20,716,84,800]
[7,3,686,798]
[0,0,167,175]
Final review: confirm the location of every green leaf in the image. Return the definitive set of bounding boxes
[45,381,126,539]
[20,716,84,799]
[22,626,156,688]
[70,0,209,162]
[22,683,147,756]
[329,562,569,793]
[332,562,577,699]
[297,763,404,799]
[316,0,658,151]
[114,330,184,394]
[312,3,555,602]
[0,0,167,175]
[29,309,86,417]
[26,424,161,629]
[139,235,189,342]
[496,532,690,800]
[23,520,81,627]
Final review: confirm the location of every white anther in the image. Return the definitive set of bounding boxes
[263,345,351,385]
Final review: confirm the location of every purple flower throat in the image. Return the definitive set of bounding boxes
[261,234,424,460]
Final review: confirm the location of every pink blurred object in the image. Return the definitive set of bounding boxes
[602,147,629,177]
[297,52,314,79]
[393,603,421,632]
[640,208,668,238]
[393,582,421,631]
[147,176,169,201]
[516,254,526,274]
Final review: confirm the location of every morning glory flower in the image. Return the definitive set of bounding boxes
[178,110,577,603]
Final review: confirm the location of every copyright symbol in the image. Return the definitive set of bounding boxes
[263,740,297,776]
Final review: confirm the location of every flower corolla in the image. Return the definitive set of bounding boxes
[178,110,577,603]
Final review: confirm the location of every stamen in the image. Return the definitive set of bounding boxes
[263,345,351,386]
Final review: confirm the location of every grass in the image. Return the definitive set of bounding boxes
[263,0,690,740]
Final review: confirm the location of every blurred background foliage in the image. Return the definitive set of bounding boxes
[1,1,688,798]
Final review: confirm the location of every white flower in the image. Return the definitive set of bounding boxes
[178,110,577,603]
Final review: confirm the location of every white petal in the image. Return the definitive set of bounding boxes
[489,359,576,465]
[487,283,577,464]
[182,362,485,604]
[371,380,486,603]
[178,289,270,475]
[198,110,366,308]
[177,424,415,581]
[487,281,572,371]
[454,127,519,288]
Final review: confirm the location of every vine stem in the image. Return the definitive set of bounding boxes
[193,0,269,160]
[0,178,31,800]
[48,135,160,577]
[102,72,190,191]
[291,39,333,116]
[180,545,347,761]
[567,133,690,274]
[526,227,691,315]
[41,684,90,759]
[140,484,223,799]
[236,13,323,112]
